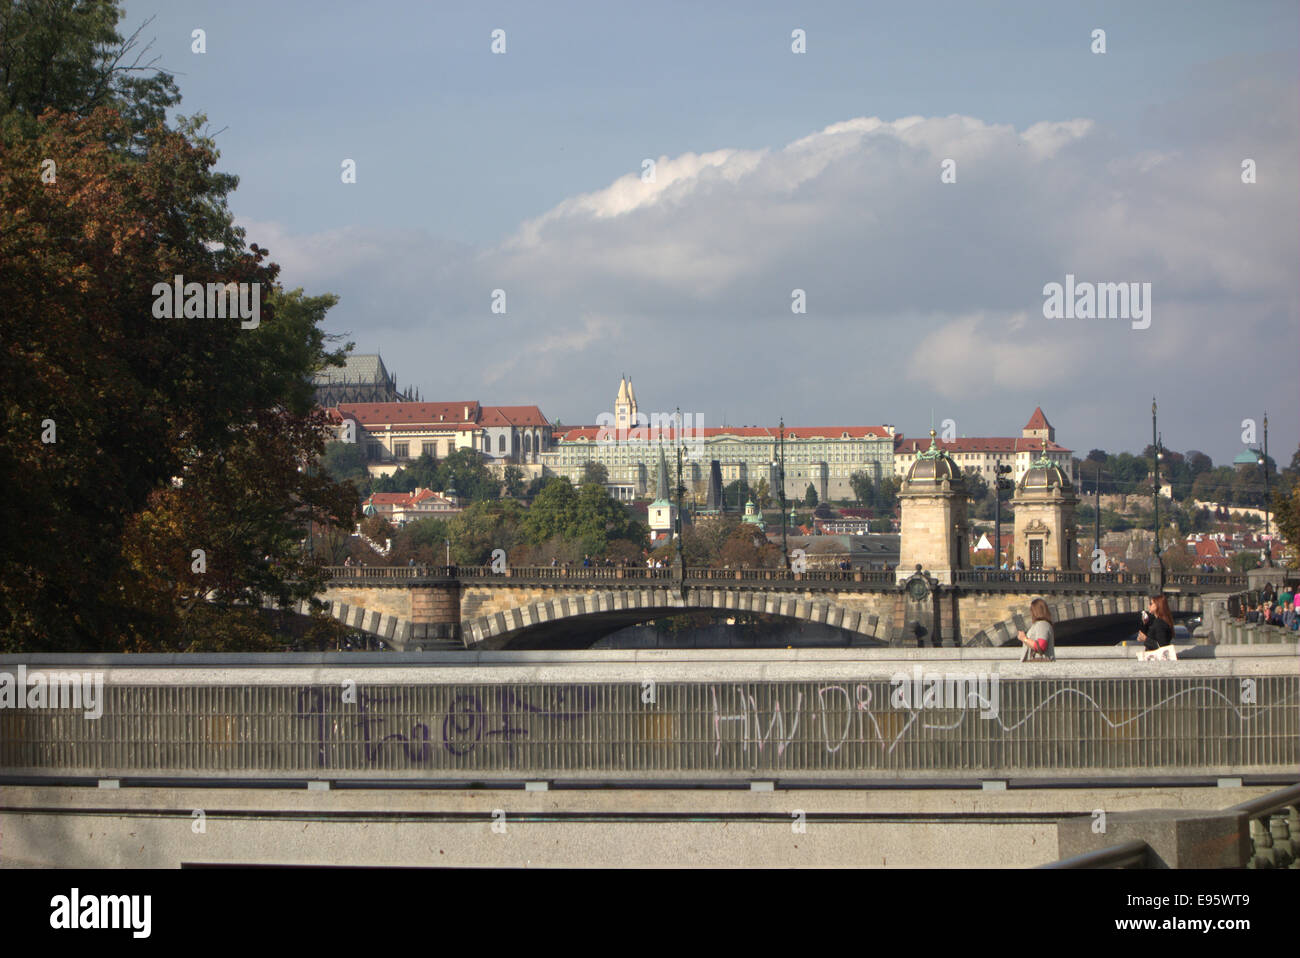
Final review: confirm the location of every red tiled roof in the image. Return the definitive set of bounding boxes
[894,437,1071,454]
[366,493,414,505]
[367,488,455,508]
[1024,407,1052,431]
[557,425,891,442]
[480,405,551,427]
[339,402,480,426]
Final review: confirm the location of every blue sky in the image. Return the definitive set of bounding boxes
[124,0,1299,464]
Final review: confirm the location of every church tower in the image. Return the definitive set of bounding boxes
[615,376,638,434]
[647,443,677,541]
[1022,407,1055,443]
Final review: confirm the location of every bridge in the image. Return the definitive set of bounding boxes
[297,565,1245,651]
[1,647,1294,867]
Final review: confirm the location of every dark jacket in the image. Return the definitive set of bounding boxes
[1142,616,1173,651]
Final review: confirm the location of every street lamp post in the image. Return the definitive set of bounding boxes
[673,408,685,574]
[1259,411,1272,565]
[1151,398,1164,591]
[993,458,1013,574]
[1094,459,1102,572]
[778,420,789,569]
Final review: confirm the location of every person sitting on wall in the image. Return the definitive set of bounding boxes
[1138,593,1175,651]
[1015,598,1055,662]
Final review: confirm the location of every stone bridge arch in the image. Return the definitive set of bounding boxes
[461,586,896,648]
[965,592,1204,647]
[261,597,460,650]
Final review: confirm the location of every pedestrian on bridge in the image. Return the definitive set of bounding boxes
[1138,594,1175,651]
[1015,598,1055,662]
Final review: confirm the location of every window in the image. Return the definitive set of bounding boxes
[422,442,435,457]
[498,435,506,453]
[393,442,409,459]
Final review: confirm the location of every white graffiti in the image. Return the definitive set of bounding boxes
[708,682,1268,763]
[710,685,802,758]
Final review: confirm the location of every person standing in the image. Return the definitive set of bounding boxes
[1139,593,1175,651]
[1015,598,1055,661]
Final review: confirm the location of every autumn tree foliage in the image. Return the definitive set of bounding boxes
[0,4,356,650]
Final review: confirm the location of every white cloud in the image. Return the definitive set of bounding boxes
[241,65,1298,460]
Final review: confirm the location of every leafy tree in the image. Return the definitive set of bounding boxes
[522,476,579,544]
[581,460,609,486]
[753,477,771,510]
[391,517,452,566]
[1185,450,1213,477]
[0,1,180,150]
[804,484,818,508]
[1273,482,1300,566]
[437,447,498,501]
[1230,551,1260,573]
[503,465,526,499]
[0,6,355,651]
[1086,449,1108,464]
[322,440,367,482]
[873,476,901,515]
[849,470,873,507]
[447,500,525,565]
[572,481,635,554]
[722,479,751,511]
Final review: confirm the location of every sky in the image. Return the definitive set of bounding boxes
[123,0,1299,466]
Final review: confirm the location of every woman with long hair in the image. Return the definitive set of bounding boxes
[1139,593,1175,651]
[1016,597,1055,661]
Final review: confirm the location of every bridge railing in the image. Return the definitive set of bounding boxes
[956,570,1149,588]
[1,668,1294,783]
[1232,782,1300,869]
[1165,572,1248,588]
[686,568,896,585]
[323,565,453,580]
[955,570,1246,590]
[318,565,1245,591]
[1039,839,1151,869]
[321,564,899,587]
[457,565,676,582]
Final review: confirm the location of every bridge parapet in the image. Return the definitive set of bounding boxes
[1,651,1293,783]
[323,566,1244,593]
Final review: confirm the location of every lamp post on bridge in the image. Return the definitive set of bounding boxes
[1094,459,1102,574]
[1151,398,1165,592]
[673,407,685,576]
[778,419,790,570]
[993,458,1013,575]
[1257,411,1272,566]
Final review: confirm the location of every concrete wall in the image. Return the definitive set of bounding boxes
[1,784,1275,869]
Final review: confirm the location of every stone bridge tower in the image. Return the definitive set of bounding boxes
[897,430,969,585]
[1012,441,1078,570]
